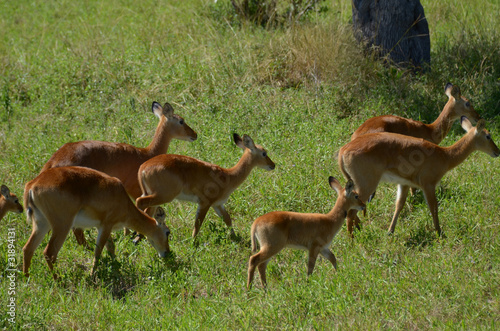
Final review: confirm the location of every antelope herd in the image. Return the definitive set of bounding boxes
[2,83,498,287]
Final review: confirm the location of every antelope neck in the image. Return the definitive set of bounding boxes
[442,129,477,171]
[146,117,172,155]
[326,199,349,220]
[226,149,255,187]
[427,103,455,144]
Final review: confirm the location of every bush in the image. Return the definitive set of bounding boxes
[230,0,326,27]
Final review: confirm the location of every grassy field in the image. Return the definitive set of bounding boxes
[1,0,500,329]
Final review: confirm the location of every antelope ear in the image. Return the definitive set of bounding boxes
[460,116,474,132]
[345,179,355,196]
[243,135,256,150]
[152,102,163,118]
[475,119,486,133]
[233,133,245,149]
[162,103,174,118]
[328,176,342,194]
[1,185,10,198]
[444,82,453,97]
[154,207,166,224]
[445,83,461,100]
[450,85,461,100]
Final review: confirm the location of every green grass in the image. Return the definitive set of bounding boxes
[1,0,500,329]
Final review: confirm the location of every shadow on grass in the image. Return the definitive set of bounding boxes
[198,219,248,247]
[400,186,456,249]
[403,225,437,250]
[50,248,190,301]
[90,252,190,300]
[406,183,454,203]
[89,256,132,300]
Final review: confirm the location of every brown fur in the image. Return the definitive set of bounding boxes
[247,177,365,289]
[136,133,275,238]
[351,83,480,144]
[22,167,170,279]
[39,102,196,247]
[339,118,499,236]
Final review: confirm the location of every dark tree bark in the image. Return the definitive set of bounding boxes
[352,0,430,69]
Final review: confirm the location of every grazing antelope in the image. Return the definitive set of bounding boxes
[247,177,365,289]
[338,117,499,237]
[0,185,24,220]
[351,83,481,144]
[136,133,275,238]
[40,101,196,247]
[22,166,170,279]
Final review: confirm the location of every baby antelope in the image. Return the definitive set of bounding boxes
[0,184,24,221]
[247,177,365,289]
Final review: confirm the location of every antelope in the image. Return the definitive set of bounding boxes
[0,185,24,220]
[338,117,499,237]
[247,177,365,289]
[350,83,480,216]
[40,101,197,247]
[136,133,275,238]
[351,83,481,144]
[22,166,170,280]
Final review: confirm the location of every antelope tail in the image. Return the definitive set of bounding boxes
[250,226,258,253]
[26,189,35,224]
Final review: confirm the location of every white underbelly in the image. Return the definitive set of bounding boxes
[381,171,416,187]
[73,210,101,229]
[176,192,200,203]
[175,192,230,206]
[72,210,124,231]
[285,241,332,251]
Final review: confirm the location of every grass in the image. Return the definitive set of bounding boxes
[1,0,500,329]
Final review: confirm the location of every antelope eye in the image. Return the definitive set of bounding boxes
[166,231,170,237]
[465,101,470,107]
[262,152,267,157]
[15,200,19,204]
[179,120,184,125]
[486,135,491,140]
[355,195,359,200]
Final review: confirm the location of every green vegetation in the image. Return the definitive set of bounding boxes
[1,0,499,329]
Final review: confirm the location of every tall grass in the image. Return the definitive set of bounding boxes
[1,0,500,329]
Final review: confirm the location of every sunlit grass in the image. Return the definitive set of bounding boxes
[1,0,499,329]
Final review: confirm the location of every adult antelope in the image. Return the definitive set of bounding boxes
[247,177,365,289]
[136,133,275,238]
[40,102,197,246]
[350,83,480,217]
[22,166,170,279]
[351,83,481,144]
[338,117,499,236]
[0,185,24,221]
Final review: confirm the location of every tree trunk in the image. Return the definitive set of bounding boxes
[352,0,430,70]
